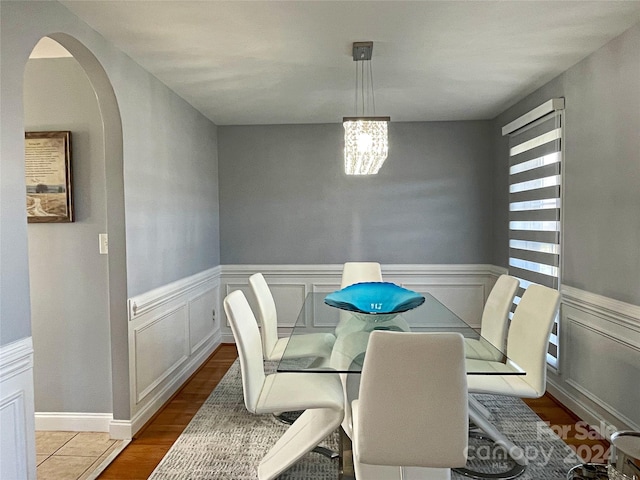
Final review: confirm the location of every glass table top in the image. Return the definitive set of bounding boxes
[277,292,524,376]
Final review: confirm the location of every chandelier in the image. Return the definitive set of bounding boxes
[343,42,390,175]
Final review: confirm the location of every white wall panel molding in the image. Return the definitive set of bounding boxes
[545,380,621,439]
[0,337,36,480]
[133,304,190,403]
[127,268,222,436]
[565,313,640,351]
[222,263,504,277]
[546,286,640,433]
[562,285,640,332]
[561,312,639,431]
[188,286,219,355]
[564,378,639,433]
[219,264,500,341]
[129,266,221,320]
[0,336,34,380]
[224,281,308,328]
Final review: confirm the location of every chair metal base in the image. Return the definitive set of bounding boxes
[274,411,340,460]
[274,410,303,424]
[453,431,526,479]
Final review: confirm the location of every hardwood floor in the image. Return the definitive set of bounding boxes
[98,344,238,479]
[99,343,608,479]
[524,395,610,463]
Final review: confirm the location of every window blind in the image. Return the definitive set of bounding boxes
[505,100,564,369]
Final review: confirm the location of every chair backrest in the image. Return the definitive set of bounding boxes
[506,284,561,396]
[356,331,468,468]
[340,262,382,288]
[481,274,519,351]
[248,273,278,358]
[223,290,266,414]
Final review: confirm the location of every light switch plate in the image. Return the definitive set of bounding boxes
[99,233,108,254]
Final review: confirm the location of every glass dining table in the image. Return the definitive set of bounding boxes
[277,291,524,376]
[275,291,526,480]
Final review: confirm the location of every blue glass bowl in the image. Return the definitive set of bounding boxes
[324,282,425,320]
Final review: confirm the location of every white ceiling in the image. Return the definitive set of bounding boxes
[58,1,640,125]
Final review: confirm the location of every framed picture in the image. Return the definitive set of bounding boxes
[25,131,74,223]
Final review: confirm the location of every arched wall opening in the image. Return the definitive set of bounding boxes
[25,32,130,427]
[25,37,112,421]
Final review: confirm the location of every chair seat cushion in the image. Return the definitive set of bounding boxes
[256,372,344,414]
[466,360,539,398]
[464,338,504,362]
[267,333,336,362]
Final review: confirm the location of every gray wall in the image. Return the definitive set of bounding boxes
[493,23,640,306]
[123,84,220,297]
[219,121,494,264]
[25,58,112,412]
[1,0,221,420]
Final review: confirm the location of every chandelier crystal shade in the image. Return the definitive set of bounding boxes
[344,42,390,175]
[343,117,390,175]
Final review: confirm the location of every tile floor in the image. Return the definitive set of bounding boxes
[36,431,127,480]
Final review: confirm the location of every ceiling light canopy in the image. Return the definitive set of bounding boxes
[344,42,390,175]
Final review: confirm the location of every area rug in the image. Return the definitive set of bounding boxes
[149,361,581,479]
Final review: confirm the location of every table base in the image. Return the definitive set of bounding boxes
[339,426,355,480]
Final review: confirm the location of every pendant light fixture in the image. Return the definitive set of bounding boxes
[343,41,390,175]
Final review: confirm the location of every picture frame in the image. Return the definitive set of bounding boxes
[25,131,74,223]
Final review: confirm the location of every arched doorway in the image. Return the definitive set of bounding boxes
[26,37,112,426]
[23,33,129,437]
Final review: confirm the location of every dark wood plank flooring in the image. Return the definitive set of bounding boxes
[99,344,608,479]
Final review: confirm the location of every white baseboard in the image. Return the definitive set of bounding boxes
[546,380,628,439]
[109,420,133,440]
[35,412,113,432]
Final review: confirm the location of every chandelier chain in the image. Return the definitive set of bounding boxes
[344,41,389,175]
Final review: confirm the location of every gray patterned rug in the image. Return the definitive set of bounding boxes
[149,361,581,479]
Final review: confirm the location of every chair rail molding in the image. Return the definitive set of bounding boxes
[561,285,640,332]
[0,337,36,480]
[547,284,640,434]
[126,266,223,437]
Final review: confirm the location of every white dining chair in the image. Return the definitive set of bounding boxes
[336,261,383,439]
[352,331,469,480]
[249,272,335,362]
[467,283,560,400]
[340,261,382,288]
[459,283,561,477]
[223,290,344,480]
[464,274,519,361]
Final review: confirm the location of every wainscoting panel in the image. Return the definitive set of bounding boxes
[188,286,219,355]
[224,281,308,328]
[127,267,222,435]
[263,283,307,327]
[219,264,502,342]
[133,304,189,402]
[547,286,640,433]
[400,283,486,326]
[0,337,36,480]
